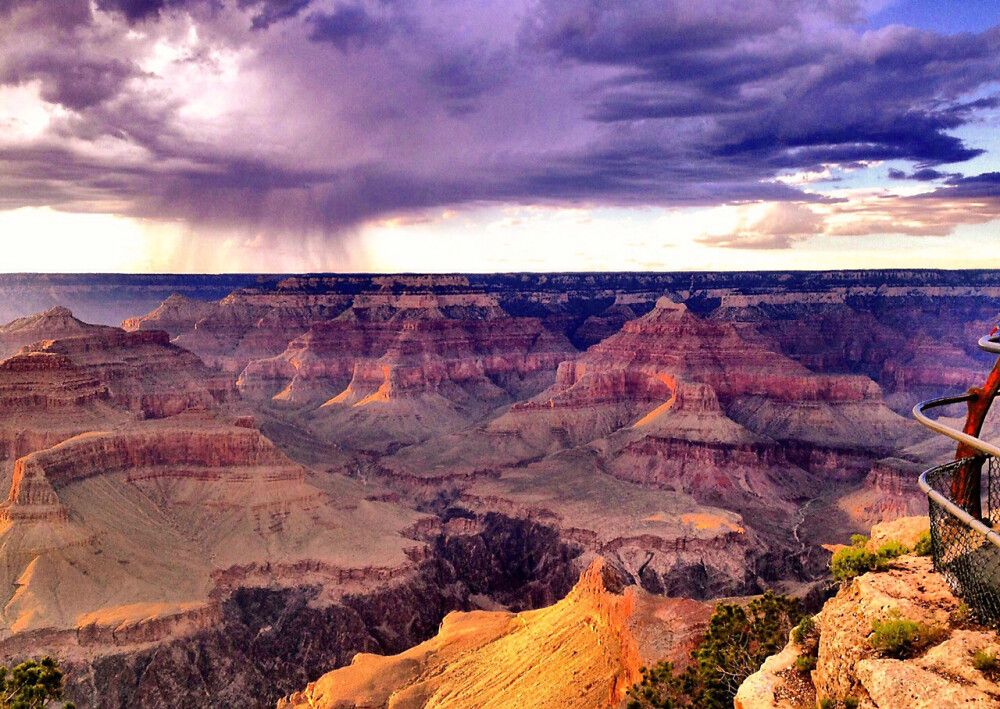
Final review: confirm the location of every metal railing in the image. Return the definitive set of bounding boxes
[913,331,1000,627]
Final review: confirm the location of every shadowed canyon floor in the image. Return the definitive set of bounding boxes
[0,271,996,707]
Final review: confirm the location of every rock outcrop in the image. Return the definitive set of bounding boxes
[0,307,113,360]
[711,295,998,415]
[55,512,588,709]
[516,297,910,452]
[122,293,219,338]
[20,329,234,418]
[736,517,1000,709]
[278,558,711,709]
[459,298,913,529]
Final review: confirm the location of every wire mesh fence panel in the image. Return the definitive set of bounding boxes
[925,456,1000,628]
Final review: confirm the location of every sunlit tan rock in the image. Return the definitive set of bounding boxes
[279,559,711,709]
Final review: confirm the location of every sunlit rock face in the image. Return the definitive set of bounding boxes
[736,518,1000,709]
[0,417,424,635]
[519,297,908,450]
[278,559,712,709]
[481,297,912,517]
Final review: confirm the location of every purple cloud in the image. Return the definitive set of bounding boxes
[307,4,391,50]
[0,0,998,246]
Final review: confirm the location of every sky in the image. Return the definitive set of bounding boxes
[1,0,999,273]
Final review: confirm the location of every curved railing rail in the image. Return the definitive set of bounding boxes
[913,329,1000,627]
[979,333,1000,356]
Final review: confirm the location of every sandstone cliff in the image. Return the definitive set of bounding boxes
[278,558,711,709]
[736,517,1000,709]
[21,329,235,418]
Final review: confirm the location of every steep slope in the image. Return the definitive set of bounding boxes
[0,414,427,640]
[0,312,241,507]
[841,414,1000,527]
[521,297,909,452]
[399,298,910,505]
[711,294,998,414]
[376,298,914,593]
[0,350,125,464]
[279,559,711,709]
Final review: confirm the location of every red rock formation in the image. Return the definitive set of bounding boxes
[169,289,356,372]
[512,297,909,454]
[0,352,108,410]
[0,416,429,642]
[712,299,998,413]
[0,351,125,462]
[238,291,568,402]
[122,293,218,338]
[0,307,114,359]
[22,329,234,418]
[8,425,302,493]
[232,292,574,450]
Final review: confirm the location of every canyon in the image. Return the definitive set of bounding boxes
[0,270,995,707]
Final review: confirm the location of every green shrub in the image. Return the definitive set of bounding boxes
[830,537,911,583]
[830,546,878,582]
[950,601,971,625]
[0,656,73,709]
[626,590,803,709]
[794,653,817,673]
[844,697,860,709]
[869,616,943,658]
[791,615,815,645]
[972,648,998,674]
[913,530,933,556]
[818,698,836,709]
[874,539,909,562]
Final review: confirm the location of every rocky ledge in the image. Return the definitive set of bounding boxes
[736,517,1000,709]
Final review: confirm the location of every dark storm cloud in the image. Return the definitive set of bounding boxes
[426,48,512,115]
[888,167,953,181]
[526,2,998,170]
[1,0,1000,242]
[239,0,312,29]
[307,4,391,50]
[936,172,1000,199]
[1,55,139,110]
[913,168,949,181]
[94,0,211,21]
